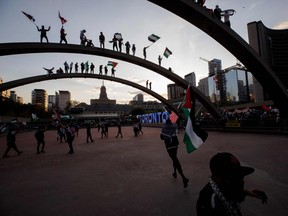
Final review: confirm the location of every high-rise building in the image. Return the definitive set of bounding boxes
[185,72,196,87]
[48,95,56,110]
[58,90,71,111]
[208,59,222,77]
[10,90,17,102]
[32,89,48,111]
[133,93,144,102]
[248,21,288,101]
[167,83,185,100]
[0,77,10,100]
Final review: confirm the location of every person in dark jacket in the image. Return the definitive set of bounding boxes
[160,118,189,188]
[3,124,23,158]
[35,126,46,154]
[86,124,94,143]
[66,124,75,154]
[196,152,268,216]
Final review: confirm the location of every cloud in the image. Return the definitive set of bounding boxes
[128,91,142,95]
[273,21,288,30]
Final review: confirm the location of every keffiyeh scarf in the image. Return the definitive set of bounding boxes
[209,177,242,216]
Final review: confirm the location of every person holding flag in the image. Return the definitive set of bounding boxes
[60,26,67,44]
[160,118,189,188]
[37,25,51,43]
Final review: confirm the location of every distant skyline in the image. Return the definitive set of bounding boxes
[0,0,287,104]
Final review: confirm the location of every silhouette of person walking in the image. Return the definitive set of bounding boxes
[146,80,149,88]
[37,25,50,43]
[99,32,105,49]
[149,81,152,90]
[81,62,85,73]
[118,39,123,52]
[64,61,69,73]
[75,63,78,73]
[2,124,23,158]
[116,122,123,138]
[160,118,189,188]
[60,26,67,44]
[70,62,73,73]
[86,124,94,143]
[66,125,75,154]
[35,126,46,154]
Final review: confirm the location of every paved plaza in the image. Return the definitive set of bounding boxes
[1,126,288,216]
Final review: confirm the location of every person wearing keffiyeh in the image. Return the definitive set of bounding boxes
[196,152,268,216]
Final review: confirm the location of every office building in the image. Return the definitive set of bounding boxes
[32,89,48,111]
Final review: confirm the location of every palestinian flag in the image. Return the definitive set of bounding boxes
[182,85,208,153]
[107,61,118,68]
[148,34,160,43]
[32,113,39,122]
[163,47,172,58]
[21,11,35,22]
[58,11,67,25]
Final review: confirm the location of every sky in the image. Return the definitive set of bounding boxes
[0,0,287,105]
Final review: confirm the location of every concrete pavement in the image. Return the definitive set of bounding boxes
[1,127,288,215]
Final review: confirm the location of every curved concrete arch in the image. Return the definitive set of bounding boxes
[0,73,181,114]
[147,0,288,116]
[0,42,221,118]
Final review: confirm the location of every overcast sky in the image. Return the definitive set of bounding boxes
[0,0,287,104]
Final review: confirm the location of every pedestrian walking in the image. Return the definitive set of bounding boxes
[125,41,131,54]
[35,125,46,154]
[116,122,123,138]
[160,118,189,188]
[66,124,76,154]
[86,124,94,143]
[2,123,23,158]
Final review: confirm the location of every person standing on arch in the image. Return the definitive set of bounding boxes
[37,25,50,43]
[60,26,67,44]
[143,46,148,59]
[125,41,131,54]
[99,32,105,49]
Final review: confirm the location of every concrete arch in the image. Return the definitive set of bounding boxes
[0,73,180,114]
[0,42,221,118]
[147,0,288,116]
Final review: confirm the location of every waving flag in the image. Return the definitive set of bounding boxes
[182,85,208,153]
[21,11,35,22]
[148,34,160,43]
[163,47,172,58]
[58,11,67,25]
[32,113,39,122]
[107,61,118,68]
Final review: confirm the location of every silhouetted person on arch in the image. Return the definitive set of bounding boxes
[99,65,103,75]
[111,67,115,77]
[125,41,131,54]
[110,36,118,51]
[90,63,95,73]
[132,44,136,56]
[143,46,148,59]
[37,25,50,43]
[158,55,162,66]
[60,26,67,44]
[118,39,123,52]
[213,5,222,20]
[80,29,87,45]
[75,63,78,73]
[104,66,108,75]
[99,32,105,49]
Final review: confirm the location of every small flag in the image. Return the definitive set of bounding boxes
[58,11,67,25]
[107,61,118,68]
[32,113,39,122]
[148,34,160,43]
[170,111,178,123]
[182,85,208,153]
[21,11,35,22]
[163,47,172,58]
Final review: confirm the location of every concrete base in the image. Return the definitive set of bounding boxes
[1,127,287,215]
